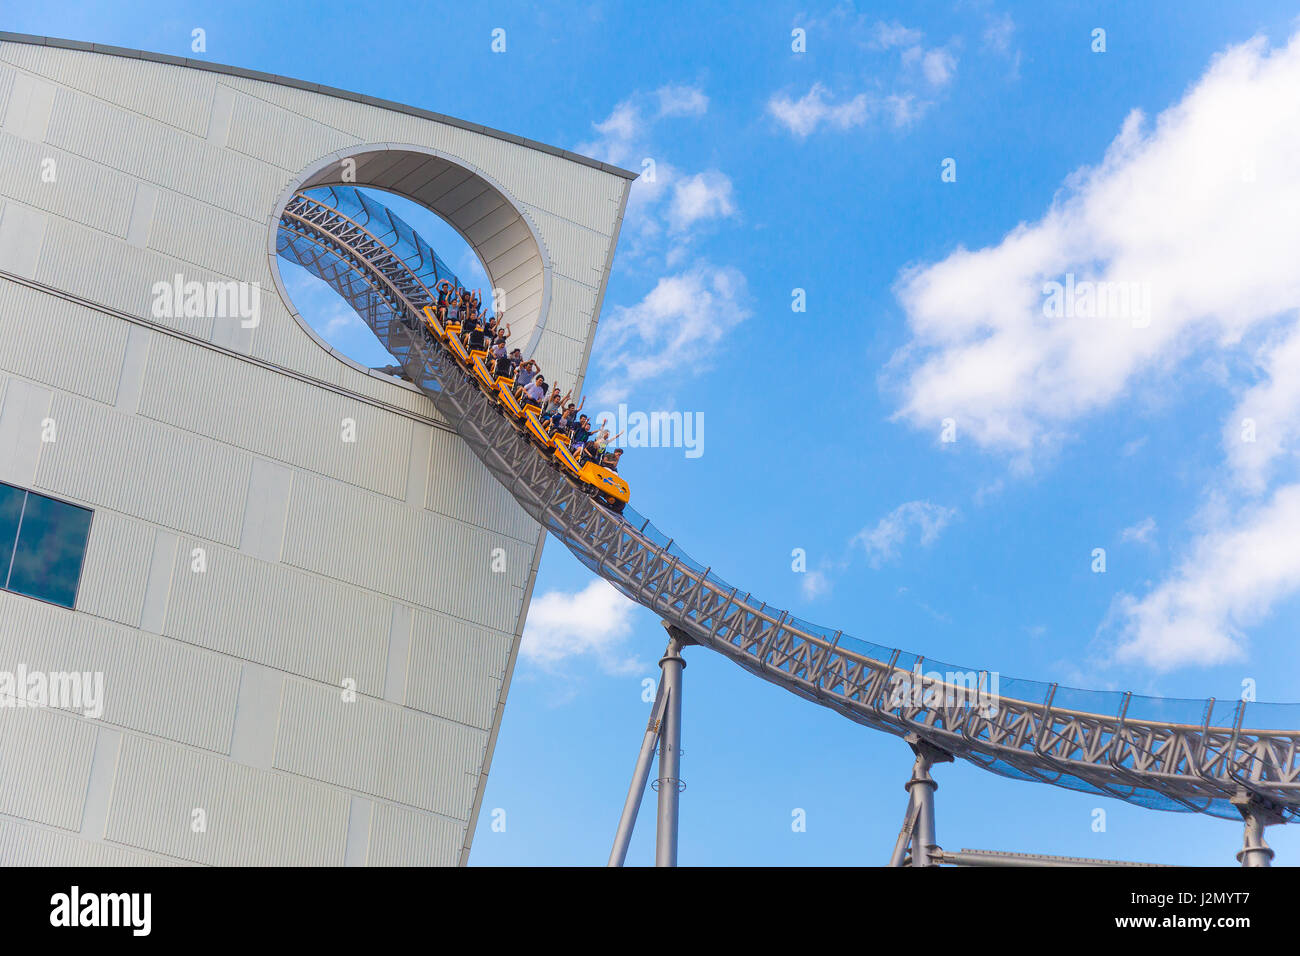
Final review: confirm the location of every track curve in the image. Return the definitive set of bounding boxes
[277,187,1300,824]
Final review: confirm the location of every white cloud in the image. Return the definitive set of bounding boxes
[583,100,644,168]
[1225,317,1300,492]
[918,47,957,87]
[870,20,922,50]
[521,579,642,675]
[882,94,928,128]
[595,264,750,400]
[579,83,709,169]
[579,84,749,401]
[851,501,958,567]
[667,171,736,233]
[888,31,1300,454]
[982,13,1015,54]
[767,19,951,138]
[885,31,1300,671]
[768,83,870,138]
[801,569,831,600]
[795,501,956,596]
[579,85,731,255]
[324,313,359,337]
[1121,436,1148,456]
[1120,516,1157,545]
[656,84,709,118]
[1115,483,1300,669]
[979,12,1020,78]
[878,21,958,88]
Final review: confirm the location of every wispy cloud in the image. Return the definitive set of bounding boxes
[904,46,957,88]
[594,263,750,403]
[656,84,709,118]
[1120,516,1158,545]
[981,11,1022,78]
[869,20,923,50]
[800,569,831,600]
[579,84,735,259]
[982,13,1015,54]
[324,313,359,337]
[768,83,871,138]
[667,171,736,234]
[1114,484,1300,669]
[800,499,958,599]
[852,500,959,568]
[766,18,956,139]
[580,84,748,401]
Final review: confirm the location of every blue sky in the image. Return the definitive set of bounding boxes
[18,0,1300,865]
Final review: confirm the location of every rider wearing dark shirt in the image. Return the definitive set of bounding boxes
[570,417,592,448]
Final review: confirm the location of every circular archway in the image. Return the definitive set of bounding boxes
[266,143,554,383]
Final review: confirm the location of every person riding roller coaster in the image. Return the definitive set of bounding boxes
[433,280,451,323]
[463,320,488,354]
[419,302,631,513]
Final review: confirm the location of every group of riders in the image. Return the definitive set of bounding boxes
[428,281,625,473]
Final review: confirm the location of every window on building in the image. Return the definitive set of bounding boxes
[0,482,93,609]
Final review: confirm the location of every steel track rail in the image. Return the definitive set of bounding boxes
[279,193,1300,822]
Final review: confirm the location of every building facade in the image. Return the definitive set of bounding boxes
[0,33,632,866]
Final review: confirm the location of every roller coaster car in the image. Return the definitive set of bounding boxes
[522,407,554,449]
[421,306,446,341]
[470,354,497,393]
[497,384,542,438]
[553,442,630,512]
[423,317,634,513]
[446,332,471,365]
[497,382,526,418]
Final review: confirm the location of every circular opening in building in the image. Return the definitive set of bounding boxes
[276,185,492,377]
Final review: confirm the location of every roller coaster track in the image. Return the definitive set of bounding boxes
[277,188,1300,832]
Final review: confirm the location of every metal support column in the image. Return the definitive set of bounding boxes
[892,733,953,867]
[887,790,921,867]
[606,626,688,867]
[655,627,687,867]
[607,682,668,867]
[1231,792,1284,867]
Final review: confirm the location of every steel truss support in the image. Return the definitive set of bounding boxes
[607,625,689,867]
[889,733,953,867]
[1232,791,1285,867]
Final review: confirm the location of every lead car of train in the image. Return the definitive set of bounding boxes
[421,307,631,514]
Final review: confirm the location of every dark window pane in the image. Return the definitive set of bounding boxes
[7,492,92,608]
[0,483,23,587]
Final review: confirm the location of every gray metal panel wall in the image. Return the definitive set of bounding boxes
[0,37,630,866]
